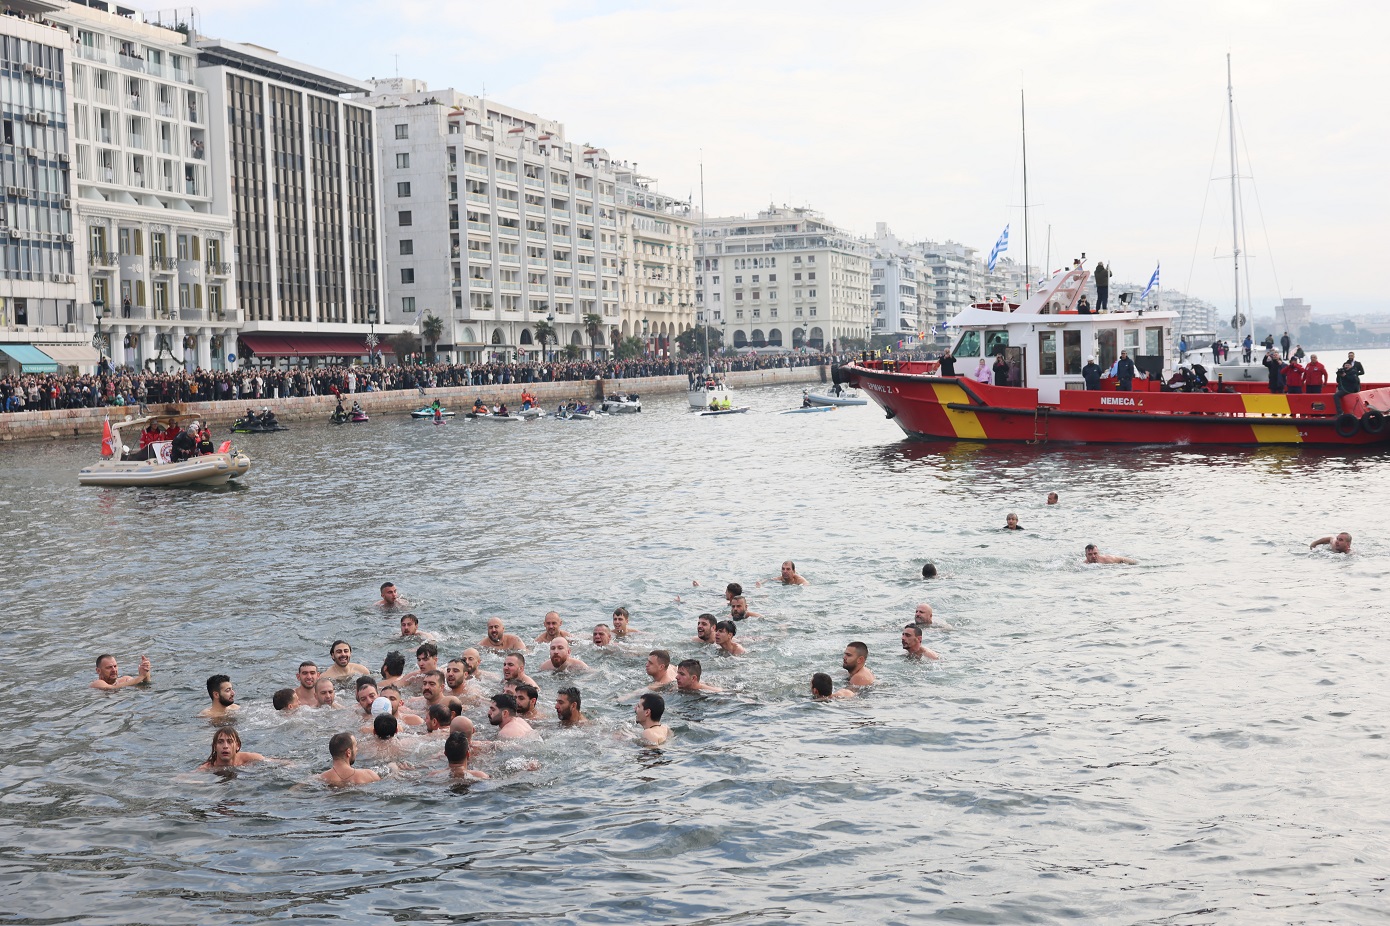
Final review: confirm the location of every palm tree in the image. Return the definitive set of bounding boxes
[582,312,604,360]
[533,319,556,362]
[420,313,445,363]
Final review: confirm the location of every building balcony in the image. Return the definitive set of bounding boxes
[466,221,490,233]
[524,177,544,189]
[553,235,571,245]
[526,205,544,216]
[206,261,231,276]
[466,164,487,177]
[497,225,521,238]
[468,252,492,263]
[496,171,517,184]
[527,258,546,267]
[466,192,489,204]
[89,250,119,267]
[499,254,520,265]
[526,230,546,241]
[554,286,573,295]
[500,282,521,292]
[496,199,520,213]
[118,52,146,73]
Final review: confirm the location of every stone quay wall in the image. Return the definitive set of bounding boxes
[0,365,827,445]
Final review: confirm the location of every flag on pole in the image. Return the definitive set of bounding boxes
[1140,262,1160,301]
[987,225,1010,272]
[100,415,118,458]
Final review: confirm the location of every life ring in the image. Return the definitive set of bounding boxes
[1361,409,1386,435]
[1333,413,1359,438]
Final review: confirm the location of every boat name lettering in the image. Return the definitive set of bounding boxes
[1099,397,1138,407]
[863,382,893,394]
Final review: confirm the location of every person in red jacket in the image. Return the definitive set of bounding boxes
[1283,358,1306,394]
[1304,355,1328,394]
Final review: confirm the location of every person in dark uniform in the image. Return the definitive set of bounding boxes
[1334,361,1362,413]
[1115,351,1136,391]
[1082,357,1102,391]
[171,423,199,461]
[1280,331,1292,360]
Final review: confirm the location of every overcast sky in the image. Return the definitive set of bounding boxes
[192,0,1388,316]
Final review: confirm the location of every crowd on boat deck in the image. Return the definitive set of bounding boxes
[123,419,215,462]
[1,353,844,414]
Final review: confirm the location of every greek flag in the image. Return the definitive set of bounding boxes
[987,225,1009,273]
[1140,262,1160,300]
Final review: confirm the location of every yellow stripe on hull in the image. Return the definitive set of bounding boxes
[1249,424,1303,444]
[1240,394,1292,416]
[930,382,987,439]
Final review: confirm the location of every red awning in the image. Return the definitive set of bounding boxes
[239,333,395,358]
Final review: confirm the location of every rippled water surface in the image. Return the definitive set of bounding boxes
[3,377,1389,925]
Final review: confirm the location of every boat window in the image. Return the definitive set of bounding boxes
[1038,331,1057,376]
[1097,329,1117,371]
[1063,330,1082,375]
[985,330,1009,357]
[1123,329,1139,352]
[1144,327,1164,362]
[954,330,981,358]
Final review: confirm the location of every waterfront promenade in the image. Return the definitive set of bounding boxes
[0,365,826,444]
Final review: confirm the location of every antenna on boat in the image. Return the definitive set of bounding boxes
[1226,54,1248,346]
[1021,89,1031,297]
[699,154,710,374]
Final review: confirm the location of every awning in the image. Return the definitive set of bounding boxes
[238,333,396,358]
[36,343,102,365]
[0,344,60,372]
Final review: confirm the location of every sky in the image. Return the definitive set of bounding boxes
[188,0,1389,316]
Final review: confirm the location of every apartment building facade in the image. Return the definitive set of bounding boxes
[197,39,387,365]
[696,205,871,352]
[0,0,83,372]
[612,166,694,357]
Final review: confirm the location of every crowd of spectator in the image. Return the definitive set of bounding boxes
[1,351,843,413]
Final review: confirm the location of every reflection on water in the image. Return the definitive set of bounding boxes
[2,382,1389,925]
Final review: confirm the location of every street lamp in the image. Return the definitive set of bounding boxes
[92,298,108,374]
[641,317,649,358]
[546,310,555,362]
[365,306,379,367]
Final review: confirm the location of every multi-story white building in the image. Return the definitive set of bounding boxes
[0,0,85,374]
[365,79,690,362]
[49,0,237,372]
[196,39,387,367]
[921,240,985,327]
[696,205,870,352]
[870,223,930,347]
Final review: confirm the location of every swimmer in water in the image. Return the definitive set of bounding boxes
[200,674,239,719]
[1003,513,1023,530]
[539,638,589,673]
[487,693,535,740]
[444,730,489,779]
[694,613,717,644]
[810,672,856,700]
[90,653,152,690]
[842,641,875,687]
[376,581,409,610]
[499,653,536,688]
[444,659,471,699]
[1309,532,1353,554]
[676,659,722,693]
[1084,544,1137,565]
[645,650,677,689]
[397,613,435,641]
[321,640,370,680]
[591,624,614,647]
[901,625,940,660]
[318,733,382,786]
[921,562,938,579]
[293,662,320,707]
[510,683,541,720]
[556,687,587,727]
[714,620,746,656]
[535,611,572,643]
[771,560,810,586]
[729,595,761,620]
[635,692,670,745]
[197,728,265,770]
[354,680,379,718]
[379,686,424,727]
[611,608,638,637]
[272,688,297,712]
[416,670,447,713]
[913,602,953,630]
[1047,492,1059,505]
[379,651,406,689]
[424,704,453,734]
[459,648,494,682]
[480,617,525,653]
[314,678,341,708]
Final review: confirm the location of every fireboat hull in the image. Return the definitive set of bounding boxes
[843,365,1390,447]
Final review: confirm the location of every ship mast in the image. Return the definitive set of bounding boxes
[1226,55,1246,344]
[699,158,710,372]
[1021,89,1031,297]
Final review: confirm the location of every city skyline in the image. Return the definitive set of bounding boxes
[189,0,1389,318]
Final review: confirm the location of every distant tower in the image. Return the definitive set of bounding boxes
[1277,297,1312,334]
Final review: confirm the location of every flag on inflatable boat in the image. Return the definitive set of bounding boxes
[986,225,1009,273]
[100,415,118,458]
[1141,262,1160,301]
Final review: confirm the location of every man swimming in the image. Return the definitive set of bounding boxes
[535,611,571,643]
[676,659,722,693]
[1310,532,1353,554]
[1084,544,1137,565]
[729,596,761,620]
[200,674,239,719]
[714,620,746,656]
[417,670,447,713]
[379,651,406,688]
[592,624,614,646]
[487,693,534,740]
[444,730,489,779]
[318,733,382,786]
[314,678,341,708]
[611,608,637,637]
[197,728,265,770]
[511,683,541,720]
[913,602,953,630]
[555,687,587,727]
[90,653,152,690]
[645,650,677,689]
[810,672,856,700]
[480,618,525,653]
[459,648,493,682]
[842,642,875,686]
[444,659,472,699]
[1047,492,1059,505]
[293,662,320,707]
[901,625,940,660]
[321,640,370,680]
[635,693,670,745]
[376,581,409,610]
[355,681,379,717]
[502,653,537,688]
[773,560,810,586]
[1003,513,1023,530]
[538,638,589,673]
[379,685,425,727]
[694,613,717,644]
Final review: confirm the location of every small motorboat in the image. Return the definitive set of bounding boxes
[601,393,642,413]
[804,391,868,407]
[781,405,835,414]
[411,406,456,419]
[700,406,750,417]
[80,414,251,487]
[515,406,546,420]
[555,402,599,420]
[468,411,522,423]
[349,410,369,423]
[231,408,288,433]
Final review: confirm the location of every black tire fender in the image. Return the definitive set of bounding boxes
[1361,409,1386,435]
[1334,413,1360,438]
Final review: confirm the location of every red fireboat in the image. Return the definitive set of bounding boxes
[840,267,1388,447]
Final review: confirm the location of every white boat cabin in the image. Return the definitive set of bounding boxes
[946,266,1178,404]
